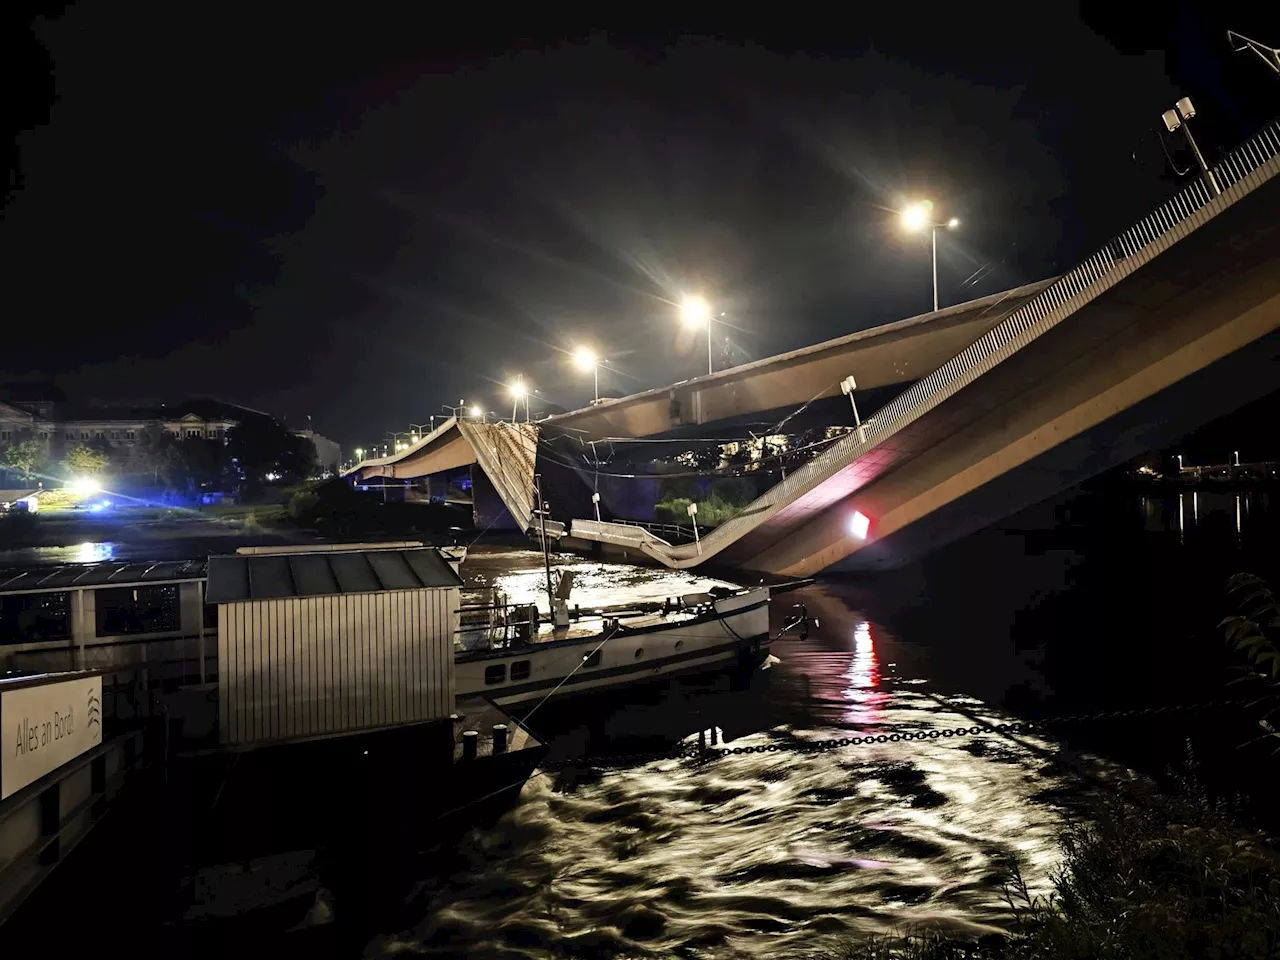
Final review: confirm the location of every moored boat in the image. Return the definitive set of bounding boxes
[455,584,772,706]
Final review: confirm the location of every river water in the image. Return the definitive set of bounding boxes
[10,485,1274,955]
[361,541,1148,959]
[361,486,1280,957]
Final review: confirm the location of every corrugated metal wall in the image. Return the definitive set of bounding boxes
[218,588,457,745]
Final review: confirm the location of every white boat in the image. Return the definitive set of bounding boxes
[454,585,772,707]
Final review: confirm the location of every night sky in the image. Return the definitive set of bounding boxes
[3,6,1276,450]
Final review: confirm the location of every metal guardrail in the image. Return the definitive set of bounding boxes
[636,119,1280,567]
[457,420,539,531]
[613,518,698,542]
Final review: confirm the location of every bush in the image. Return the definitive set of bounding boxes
[654,497,693,527]
[709,476,756,507]
[816,780,1280,960]
[654,492,742,528]
[288,488,320,522]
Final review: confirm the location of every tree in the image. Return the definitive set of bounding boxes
[2,432,48,481]
[136,424,180,486]
[227,415,318,494]
[64,443,111,476]
[168,437,229,493]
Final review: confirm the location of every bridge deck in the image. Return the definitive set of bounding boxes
[570,120,1280,574]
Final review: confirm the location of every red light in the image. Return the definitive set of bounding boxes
[850,510,870,540]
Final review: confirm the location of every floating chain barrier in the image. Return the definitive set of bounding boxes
[536,698,1255,773]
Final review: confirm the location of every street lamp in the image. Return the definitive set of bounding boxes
[681,294,720,376]
[1162,97,1220,196]
[469,405,483,420]
[354,447,363,461]
[573,346,601,402]
[840,375,866,443]
[508,378,528,422]
[900,201,960,313]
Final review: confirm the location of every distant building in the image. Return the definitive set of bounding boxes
[0,385,267,474]
[293,429,342,474]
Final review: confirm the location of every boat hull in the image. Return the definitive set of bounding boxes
[455,587,771,706]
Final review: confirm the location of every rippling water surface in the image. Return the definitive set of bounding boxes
[363,547,1119,959]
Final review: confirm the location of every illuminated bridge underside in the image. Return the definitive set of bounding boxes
[569,125,1280,575]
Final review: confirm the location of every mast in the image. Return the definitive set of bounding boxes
[535,473,554,611]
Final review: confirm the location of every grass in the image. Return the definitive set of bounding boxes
[812,776,1280,960]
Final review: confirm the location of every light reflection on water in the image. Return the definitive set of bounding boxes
[373,557,1112,959]
[0,541,119,565]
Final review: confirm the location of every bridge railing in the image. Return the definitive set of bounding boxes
[640,118,1280,566]
[612,518,698,542]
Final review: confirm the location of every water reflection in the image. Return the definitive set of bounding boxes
[1155,489,1274,543]
[843,622,888,726]
[77,541,115,563]
[0,541,120,566]
[375,556,1108,958]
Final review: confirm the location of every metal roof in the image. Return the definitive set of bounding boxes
[205,547,461,604]
[0,558,210,595]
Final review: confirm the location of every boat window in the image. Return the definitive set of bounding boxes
[510,660,531,681]
[583,650,601,668]
[634,648,644,659]
[96,585,180,637]
[484,664,507,685]
[1,592,71,644]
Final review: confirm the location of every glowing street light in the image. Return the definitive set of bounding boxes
[573,346,602,402]
[899,200,960,313]
[508,378,529,422]
[681,294,721,376]
[469,405,482,419]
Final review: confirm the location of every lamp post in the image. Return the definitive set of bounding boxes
[840,375,866,443]
[681,295,722,376]
[1162,98,1220,196]
[573,346,601,402]
[900,202,959,312]
[508,378,528,422]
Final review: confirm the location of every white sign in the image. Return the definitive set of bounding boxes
[2,676,103,799]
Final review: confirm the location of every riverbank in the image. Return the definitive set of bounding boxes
[824,775,1280,959]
